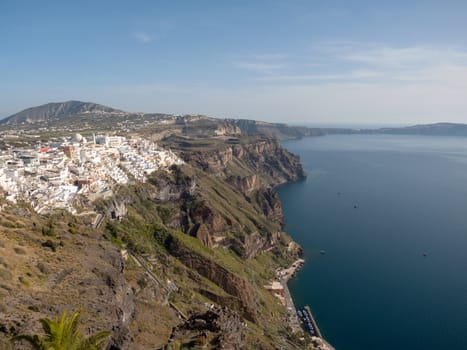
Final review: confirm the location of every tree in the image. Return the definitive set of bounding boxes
[12,311,110,350]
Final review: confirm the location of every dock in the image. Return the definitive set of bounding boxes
[304,305,322,338]
[297,305,336,350]
[281,279,302,332]
[276,259,336,349]
[276,259,305,333]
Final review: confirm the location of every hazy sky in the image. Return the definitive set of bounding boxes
[2,0,467,124]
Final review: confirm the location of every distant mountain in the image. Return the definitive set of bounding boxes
[366,122,467,137]
[1,100,126,125]
[0,100,327,140]
[225,119,325,139]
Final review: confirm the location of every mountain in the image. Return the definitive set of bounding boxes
[1,100,126,125]
[363,122,467,137]
[1,101,329,141]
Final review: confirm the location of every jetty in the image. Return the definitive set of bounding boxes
[271,259,336,349]
[282,277,302,333]
[304,305,322,337]
[297,305,336,350]
[273,259,305,333]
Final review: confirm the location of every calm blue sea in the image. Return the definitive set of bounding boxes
[278,134,467,350]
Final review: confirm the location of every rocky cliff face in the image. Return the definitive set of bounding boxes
[2,134,307,350]
[168,306,245,350]
[225,118,324,140]
[166,237,259,322]
[175,137,305,185]
[149,136,305,259]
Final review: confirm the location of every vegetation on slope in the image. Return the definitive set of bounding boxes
[1,134,307,350]
[12,311,109,350]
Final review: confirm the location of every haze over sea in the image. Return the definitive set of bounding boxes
[278,134,467,350]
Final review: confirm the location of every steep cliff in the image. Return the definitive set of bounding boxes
[98,135,306,348]
[1,135,307,350]
[169,135,305,184]
[155,135,305,258]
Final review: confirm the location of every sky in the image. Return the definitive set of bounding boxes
[2,0,467,125]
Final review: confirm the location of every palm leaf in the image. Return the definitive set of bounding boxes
[11,334,46,350]
[65,311,82,347]
[77,331,110,350]
[12,311,110,350]
[39,318,53,338]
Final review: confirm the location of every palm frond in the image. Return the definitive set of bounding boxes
[77,331,110,350]
[13,311,110,350]
[11,334,45,350]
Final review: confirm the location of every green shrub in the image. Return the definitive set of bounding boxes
[41,225,55,237]
[42,240,57,252]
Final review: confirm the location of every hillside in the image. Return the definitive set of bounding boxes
[0,134,313,350]
[0,101,326,141]
[1,100,126,125]
[365,122,467,137]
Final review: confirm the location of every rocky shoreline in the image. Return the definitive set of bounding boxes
[279,259,335,350]
[279,259,305,333]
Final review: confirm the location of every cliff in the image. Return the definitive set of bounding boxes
[157,135,305,258]
[225,119,324,140]
[361,122,467,137]
[165,135,305,184]
[0,135,308,350]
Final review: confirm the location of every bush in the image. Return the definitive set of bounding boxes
[42,240,57,252]
[230,241,245,258]
[164,234,180,253]
[157,205,173,224]
[13,247,26,255]
[41,224,55,237]
[137,277,148,289]
[153,224,170,245]
[106,222,119,238]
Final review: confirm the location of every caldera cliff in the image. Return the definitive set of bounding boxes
[0,134,308,350]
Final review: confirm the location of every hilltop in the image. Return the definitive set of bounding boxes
[0,101,323,143]
[1,100,127,125]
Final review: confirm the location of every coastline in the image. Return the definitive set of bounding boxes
[278,259,336,350]
[278,258,305,333]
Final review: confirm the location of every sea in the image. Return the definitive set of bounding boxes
[278,134,467,350]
